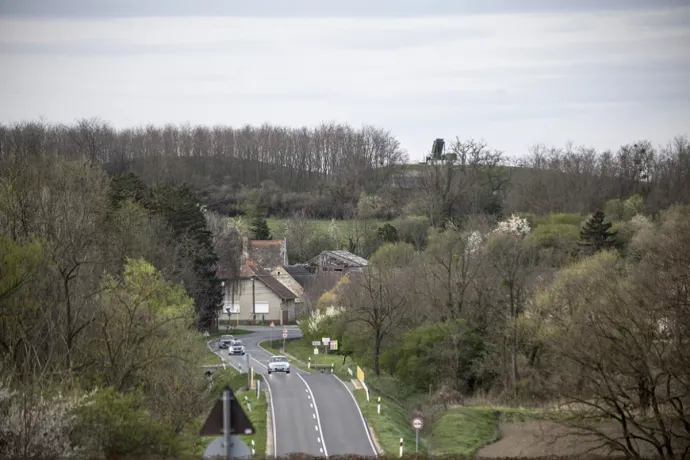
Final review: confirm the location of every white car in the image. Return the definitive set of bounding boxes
[218,335,234,349]
[229,339,245,355]
[267,356,290,374]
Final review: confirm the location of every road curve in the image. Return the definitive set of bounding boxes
[218,326,326,456]
[215,326,376,457]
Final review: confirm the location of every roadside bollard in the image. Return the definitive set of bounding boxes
[377,396,381,415]
[256,379,261,399]
[399,438,403,457]
[251,440,255,456]
[331,363,334,374]
[245,395,251,412]
[308,357,311,369]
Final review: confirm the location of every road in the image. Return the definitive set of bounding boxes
[209,326,377,457]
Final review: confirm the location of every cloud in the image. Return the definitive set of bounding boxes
[0,5,689,158]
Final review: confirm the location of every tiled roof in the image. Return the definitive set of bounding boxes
[283,264,348,304]
[247,239,287,270]
[247,264,296,300]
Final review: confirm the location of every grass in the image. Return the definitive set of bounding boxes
[198,367,268,457]
[260,338,357,380]
[430,408,499,455]
[213,326,254,335]
[430,406,550,455]
[354,388,424,454]
[266,217,386,247]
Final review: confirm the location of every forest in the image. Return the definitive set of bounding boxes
[1,119,689,459]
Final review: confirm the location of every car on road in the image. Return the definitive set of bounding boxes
[229,339,245,355]
[267,356,290,374]
[218,335,234,349]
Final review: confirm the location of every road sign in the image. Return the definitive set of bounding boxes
[283,328,288,334]
[412,417,423,430]
[313,348,319,355]
[282,332,288,338]
[311,341,321,346]
[203,435,251,458]
[322,337,330,345]
[200,385,255,436]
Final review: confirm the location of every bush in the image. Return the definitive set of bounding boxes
[73,388,174,458]
[391,216,431,249]
[0,383,87,460]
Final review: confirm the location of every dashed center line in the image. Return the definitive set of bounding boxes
[315,425,319,431]
[312,413,316,419]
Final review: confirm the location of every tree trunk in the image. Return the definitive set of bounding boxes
[373,333,382,376]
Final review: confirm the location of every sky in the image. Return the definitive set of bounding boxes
[0,0,689,161]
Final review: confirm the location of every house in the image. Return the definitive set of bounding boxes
[306,250,368,273]
[216,238,301,325]
[284,264,351,313]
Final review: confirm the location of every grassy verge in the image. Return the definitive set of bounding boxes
[354,388,423,454]
[430,406,548,455]
[430,408,499,455]
[211,327,254,336]
[260,338,357,380]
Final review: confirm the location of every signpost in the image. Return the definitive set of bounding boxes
[322,337,330,356]
[311,341,321,346]
[200,385,254,459]
[412,417,423,453]
[270,322,275,349]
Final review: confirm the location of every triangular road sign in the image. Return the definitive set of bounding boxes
[200,385,255,436]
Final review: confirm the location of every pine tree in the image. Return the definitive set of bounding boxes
[145,183,223,330]
[250,214,272,240]
[579,210,618,252]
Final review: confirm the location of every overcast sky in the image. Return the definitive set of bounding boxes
[1,0,688,160]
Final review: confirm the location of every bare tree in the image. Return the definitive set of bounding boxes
[339,268,413,375]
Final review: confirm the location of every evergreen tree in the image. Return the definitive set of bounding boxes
[377,223,399,244]
[141,182,223,330]
[579,210,618,252]
[250,214,272,240]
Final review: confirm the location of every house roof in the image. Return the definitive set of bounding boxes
[283,264,348,304]
[248,264,296,300]
[308,250,368,268]
[247,239,287,270]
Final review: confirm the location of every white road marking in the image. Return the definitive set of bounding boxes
[317,437,321,443]
[310,403,313,408]
[263,375,278,457]
[315,425,319,431]
[331,375,378,455]
[312,413,316,419]
[298,373,329,457]
[320,448,324,453]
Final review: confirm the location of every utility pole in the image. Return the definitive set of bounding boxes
[251,276,256,324]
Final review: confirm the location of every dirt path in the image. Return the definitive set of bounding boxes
[475,421,659,458]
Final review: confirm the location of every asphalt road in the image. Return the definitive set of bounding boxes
[209,326,376,457]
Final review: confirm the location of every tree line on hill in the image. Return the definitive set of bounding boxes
[2,120,688,224]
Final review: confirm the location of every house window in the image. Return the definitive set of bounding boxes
[254,302,269,314]
[224,302,240,314]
